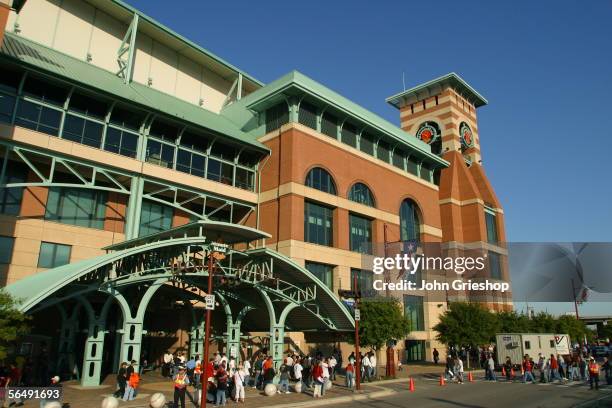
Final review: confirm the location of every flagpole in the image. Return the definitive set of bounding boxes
[570,279,580,319]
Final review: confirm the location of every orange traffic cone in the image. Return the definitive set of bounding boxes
[510,368,515,378]
[409,377,415,392]
[468,371,474,382]
[439,375,446,386]
[502,366,506,377]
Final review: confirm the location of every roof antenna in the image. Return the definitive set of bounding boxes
[402,72,406,91]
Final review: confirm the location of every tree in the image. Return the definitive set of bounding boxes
[0,290,30,360]
[351,298,411,350]
[433,302,499,348]
[529,312,557,333]
[497,310,532,333]
[555,315,588,344]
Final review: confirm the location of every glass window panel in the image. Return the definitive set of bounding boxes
[348,183,375,207]
[0,94,16,124]
[486,211,498,244]
[149,119,180,142]
[104,127,138,158]
[360,133,375,155]
[305,261,333,288]
[489,251,502,279]
[351,268,374,295]
[38,242,71,268]
[139,200,173,237]
[304,202,333,246]
[45,188,107,229]
[377,140,390,162]
[0,160,25,215]
[180,130,209,153]
[235,167,254,191]
[393,149,405,169]
[145,139,174,168]
[341,123,357,148]
[400,199,421,242]
[305,167,336,195]
[349,214,372,254]
[407,157,418,176]
[0,236,15,264]
[298,101,317,130]
[265,103,289,133]
[321,112,337,138]
[207,158,221,182]
[420,163,432,182]
[220,162,233,185]
[237,150,260,168]
[15,101,61,136]
[403,295,424,331]
[211,143,235,161]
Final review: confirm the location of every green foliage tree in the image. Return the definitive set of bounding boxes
[0,290,30,360]
[497,310,532,333]
[529,312,557,333]
[433,302,499,348]
[352,298,411,350]
[555,315,588,343]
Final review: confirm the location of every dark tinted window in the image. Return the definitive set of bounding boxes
[149,119,180,141]
[110,105,145,131]
[68,92,108,120]
[0,67,22,93]
[23,76,68,106]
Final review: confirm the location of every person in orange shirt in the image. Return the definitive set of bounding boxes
[123,371,140,401]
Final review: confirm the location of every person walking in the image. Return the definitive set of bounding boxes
[369,352,377,379]
[588,357,600,390]
[312,360,323,398]
[504,357,513,381]
[233,363,246,403]
[433,348,440,365]
[455,357,464,384]
[242,358,251,388]
[114,362,127,398]
[123,369,140,401]
[487,355,496,381]
[329,355,337,381]
[361,353,371,382]
[602,356,612,386]
[345,361,355,389]
[445,356,455,381]
[279,363,291,394]
[522,355,536,384]
[253,355,263,389]
[294,358,303,388]
[172,366,189,408]
[163,351,173,378]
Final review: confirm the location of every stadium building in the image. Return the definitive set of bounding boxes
[0,0,509,385]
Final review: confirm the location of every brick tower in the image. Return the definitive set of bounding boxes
[387,73,511,310]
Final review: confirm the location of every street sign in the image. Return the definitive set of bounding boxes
[354,308,361,321]
[205,294,215,310]
[212,242,228,254]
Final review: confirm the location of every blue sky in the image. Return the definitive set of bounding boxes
[125,1,612,315]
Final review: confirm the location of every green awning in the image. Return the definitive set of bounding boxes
[0,33,269,153]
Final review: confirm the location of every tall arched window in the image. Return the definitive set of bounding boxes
[305,167,336,195]
[400,199,421,242]
[348,183,375,207]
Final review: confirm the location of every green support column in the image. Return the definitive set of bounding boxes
[270,323,285,369]
[226,320,241,363]
[81,319,106,386]
[189,320,205,359]
[124,176,144,240]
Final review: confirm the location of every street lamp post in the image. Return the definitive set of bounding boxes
[200,249,216,408]
[353,272,361,391]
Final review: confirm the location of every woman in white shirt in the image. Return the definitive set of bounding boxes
[233,364,246,403]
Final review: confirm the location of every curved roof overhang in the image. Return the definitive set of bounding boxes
[5,221,354,332]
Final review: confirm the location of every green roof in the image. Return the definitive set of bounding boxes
[222,70,448,167]
[0,33,269,153]
[386,72,488,109]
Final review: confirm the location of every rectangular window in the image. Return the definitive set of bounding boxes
[377,140,390,162]
[304,201,333,246]
[62,114,104,148]
[321,112,337,138]
[139,200,173,237]
[206,158,234,186]
[341,123,357,148]
[45,188,107,229]
[15,100,62,136]
[298,101,317,130]
[0,236,15,264]
[37,242,71,268]
[405,340,425,362]
[149,119,180,142]
[0,160,26,215]
[525,341,531,350]
[180,130,210,154]
[305,261,333,288]
[145,139,175,169]
[0,93,16,124]
[0,67,22,94]
[104,127,138,158]
[489,251,502,279]
[351,268,374,294]
[407,157,419,176]
[404,295,424,331]
[349,214,372,254]
[420,163,432,182]
[360,133,375,156]
[265,103,289,133]
[68,92,108,120]
[235,167,255,191]
[109,105,145,131]
[392,149,405,170]
[177,149,206,178]
[485,210,498,244]
[22,77,67,107]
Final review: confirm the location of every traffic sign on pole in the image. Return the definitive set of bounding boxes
[205,294,215,310]
[354,308,361,321]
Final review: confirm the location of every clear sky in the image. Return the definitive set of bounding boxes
[125,0,612,316]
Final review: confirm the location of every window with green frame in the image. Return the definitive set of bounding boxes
[321,112,337,138]
[45,187,108,229]
[0,160,26,215]
[407,157,419,176]
[139,200,173,237]
[14,76,67,136]
[349,214,372,254]
[341,123,357,148]
[37,241,71,268]
[485,209,498,244]
[420,162,432,182]
[104,104,144,158]
[377,140,390,162]
[348,183,375,207]
[305,261,333,288]
[403,295,424,331]
[0,67,20,124]
[62,92,108,148]
[305,167,336,195]
[360,132,375,155]
[304,201,333,246]
[392,148,405,170]
[0,236,15,264]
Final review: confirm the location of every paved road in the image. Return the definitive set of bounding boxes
[343,378,612,408]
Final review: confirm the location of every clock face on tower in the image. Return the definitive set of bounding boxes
[416,122,439,144]
[459,122,474,148]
